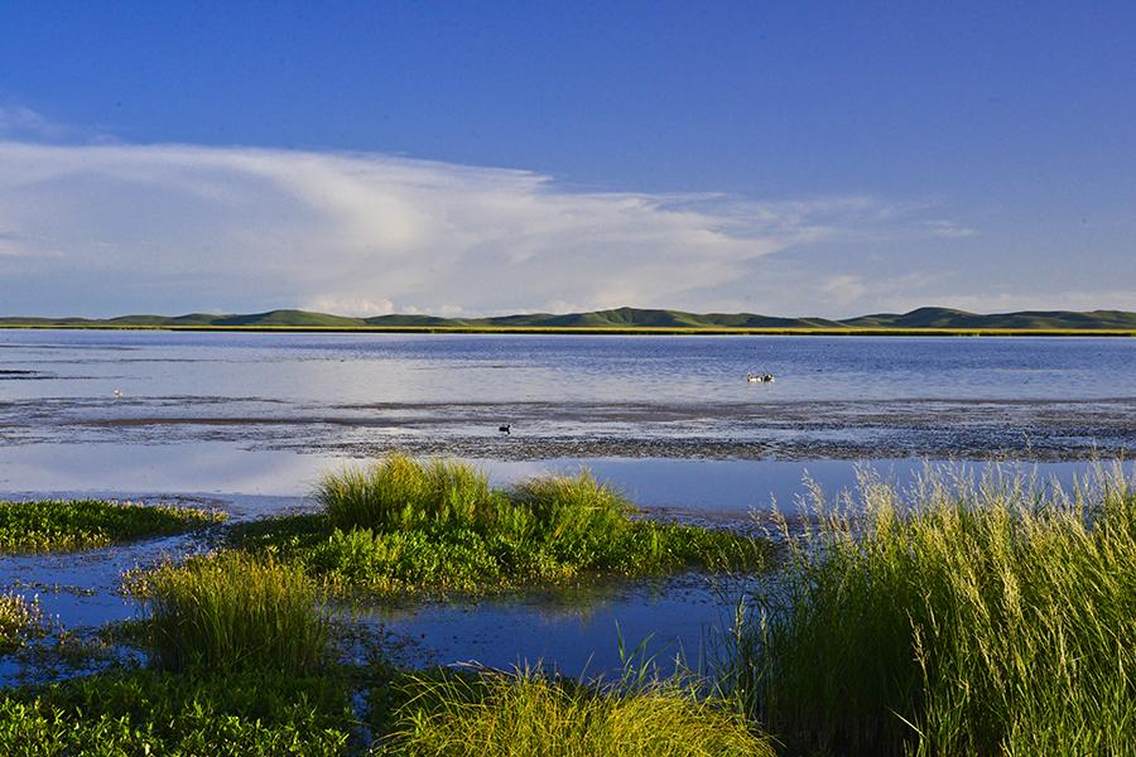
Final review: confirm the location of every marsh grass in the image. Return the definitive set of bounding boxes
[0,593,44,653]
[0,498,224,554]
[0,668,353,755]
[134,550,329,675]
[319,454,498,532]
[373,664,773,757]
[723,463,1136,755]
[233,455,767,598]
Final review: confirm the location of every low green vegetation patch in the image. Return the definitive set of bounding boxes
[231,454,767,598]
[0,594,44,653]
[0,664,770,757]
[0,498,224,554]
[374,666,772,756]
[724,466,1136,755]
[0,669,354,756]
[130,550,330,675]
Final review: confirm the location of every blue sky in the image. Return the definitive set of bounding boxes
[1,1,1133,317]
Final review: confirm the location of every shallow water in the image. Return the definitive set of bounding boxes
[3,454,1128,681]
[2,330,1134,460]
[2,330,1134,680]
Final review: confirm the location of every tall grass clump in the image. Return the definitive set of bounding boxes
[375,666,773,757]
[136,551,329,675]
[318,453,497,531]
[0,498,224,554]
[724,463,1136,755]
[510,471,633,543]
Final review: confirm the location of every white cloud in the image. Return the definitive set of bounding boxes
[0,105,113,144]
[0,106,66,140]
[906,290,1136,314]
[0,140,974,316]
[923,219,978,239]
[302,296,395,317]
[819,274,869,306]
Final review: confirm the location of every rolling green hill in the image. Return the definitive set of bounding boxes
[1,306,1134,333]
[365,307,842,329]
[842,307,1136,330]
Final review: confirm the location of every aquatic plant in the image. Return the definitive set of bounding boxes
[318,454,498,531]
[0,669,352,755]
[135,550,329,675]
[233,456,768,598]
[0,593,44,653]
[721,463,1136,755]
[374,665,773,757]
[0,498,224,554]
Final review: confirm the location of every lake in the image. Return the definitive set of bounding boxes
[2,330,1134,678]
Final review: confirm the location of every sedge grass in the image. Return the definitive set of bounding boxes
[233,455,767,598]
[723,463,1136,755]
[133,550,330,675]
[318,454,498,532]
[0,498,224,554]
[374,665,773,757]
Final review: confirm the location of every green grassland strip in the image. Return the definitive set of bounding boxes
[2,323,1133,336]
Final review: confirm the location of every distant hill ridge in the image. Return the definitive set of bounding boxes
[2,305,1135,331]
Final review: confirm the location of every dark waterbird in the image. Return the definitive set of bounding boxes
[498,424,511,435]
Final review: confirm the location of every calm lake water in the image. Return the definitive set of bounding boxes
[3,329,1135,461]
[2,330,1134,678]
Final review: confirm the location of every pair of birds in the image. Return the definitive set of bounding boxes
[746,372,775,384]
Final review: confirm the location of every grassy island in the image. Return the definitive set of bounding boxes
[228,454,768,599]
[0,499,224,554]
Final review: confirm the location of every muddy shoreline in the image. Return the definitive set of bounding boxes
[2,395,1132,462]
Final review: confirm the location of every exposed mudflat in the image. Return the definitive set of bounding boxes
[3,395,1133,461]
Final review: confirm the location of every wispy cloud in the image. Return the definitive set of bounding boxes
[0,106,66,141]
[0,105,113,144]
[0,139,972,316]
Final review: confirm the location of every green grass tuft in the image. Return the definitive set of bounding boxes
[132,551,330,675]
[723,464,1136,755]
[318,454,498,532]
[373,666,773,757]
[0,498,224,554]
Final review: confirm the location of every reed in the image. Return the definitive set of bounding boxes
[722,463,1136,755]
